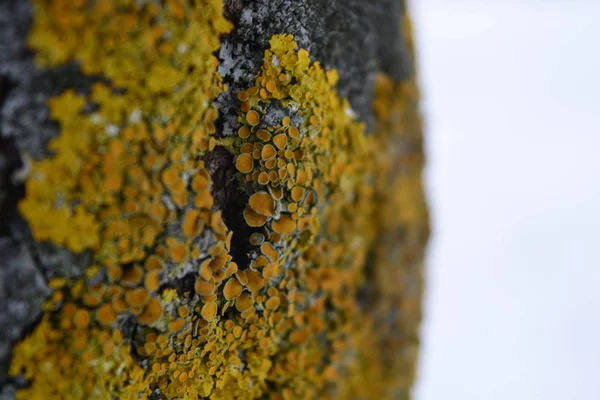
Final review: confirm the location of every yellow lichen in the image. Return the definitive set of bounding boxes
[11,3,426,399]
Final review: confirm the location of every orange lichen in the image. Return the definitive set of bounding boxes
[195,278,216,296]
[245,270,265,293]
[272,214,297,235]
[260,242,279,262]
[95,304,117,326]
[238,125,251,139]
[235,153,254,173]
[256,129,271,141]
[144,270,161,292]
[168,318,186,332]
[234,292,254,312]
[246,110,260,126]
[121,265,144,286]
[137,297,163,325]
[12,5,426,399]
[182,210,201,238]
[125,288,150,307]
[145,255,164,271]
[257,172,270,185]
[243,206,268,227]
[168,240,187,263]
[218,30,426,399]
[72,309,90,329]
[223,277,243,300]
[200,302,217,321]
[261,144,277,160]
[248,192,275,216]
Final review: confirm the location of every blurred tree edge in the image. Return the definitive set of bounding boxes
[0,0,428,399]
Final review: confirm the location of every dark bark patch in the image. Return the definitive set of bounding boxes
[205,146,256,270]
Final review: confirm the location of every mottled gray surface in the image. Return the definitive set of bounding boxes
[217,0,410,133]
[0,0,93,385]
[0,1,97,160]
[0,384,16,400]
[0,238,50,384]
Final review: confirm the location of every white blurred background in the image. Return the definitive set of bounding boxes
[411,1,600,399]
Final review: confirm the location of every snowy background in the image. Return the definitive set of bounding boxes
[411,1,600,399]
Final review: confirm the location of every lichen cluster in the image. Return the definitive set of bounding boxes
[8,1,428,399]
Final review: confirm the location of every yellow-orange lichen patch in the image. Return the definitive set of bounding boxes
[243,206,268,227]
[236,153,254,174]
[257,172,270,185]
[265,296,281,310]
[287,126,299,138]
[121,265,144,287]
[73,309,91,329]
[234,292,254,313]
[137,297,163,325]
[272,214,297,235]
[235,271,249,287]
[168,318,186,332]
[145,255,164,271]
[261,144,277,160]
[248,192,275,217]
[232,326,243,338]
[14,20,232,400]
[199,259,213,281]
[260,242,279,262]
[200,302,217,322]
[245,270,265,293]
[246,110,260,126]
[207,31,426,399]
[252,255,269,269]
[13,6,426,397]
[168,239,187,263]
[125,288,150,307]
[95,304,117,326]
[237,91,249,102]
[192,171,210,192]
[144,270,161,292]
[111,295,129,314]
[239,125,251,139]
[82,292,103,307]
[262,263,281,280]
[290,186,305,202]
[223,277,243,300]
[178,306,190,318]
[195,278,216,296]
[194,190,215,209]
[273,134,287,149]
[241,143,254,153]
[270,186,284,201]
[256,129,271,142]
[182,210,201,238]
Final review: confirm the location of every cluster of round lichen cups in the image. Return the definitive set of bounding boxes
[8,1,427,399]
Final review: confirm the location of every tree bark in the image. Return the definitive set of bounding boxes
[0,0,428,399]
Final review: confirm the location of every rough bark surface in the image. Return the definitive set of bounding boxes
[0,1,95,389]
[0,0,427,399]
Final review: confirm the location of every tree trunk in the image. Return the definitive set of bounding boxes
[0,0,428,399]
